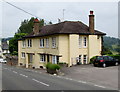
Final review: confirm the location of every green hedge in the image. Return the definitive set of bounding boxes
[107,54,120,61]
[90,56,97,64]
[46,63,60,70]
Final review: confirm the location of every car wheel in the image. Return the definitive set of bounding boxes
[103,63,106,68]
[115,62,118,66]
[94,64,97,67]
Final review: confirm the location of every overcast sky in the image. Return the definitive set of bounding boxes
[0,0,119,38]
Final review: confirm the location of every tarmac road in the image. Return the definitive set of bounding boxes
[1,64,117,91]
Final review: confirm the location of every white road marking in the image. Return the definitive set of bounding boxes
[78,80,87,84]
[94,84,106,88]
[13,71,17,74]
[20,74,28,78]
[32,78,49,87]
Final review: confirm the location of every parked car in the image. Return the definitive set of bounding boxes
[0,58,7,63]
[93,56,119,68]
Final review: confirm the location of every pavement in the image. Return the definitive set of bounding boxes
[1,63,114,91]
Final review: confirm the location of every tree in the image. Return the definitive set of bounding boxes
[101,46,113,55]
[9,33,27,55]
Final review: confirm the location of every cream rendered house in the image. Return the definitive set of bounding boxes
[18,11,106,68]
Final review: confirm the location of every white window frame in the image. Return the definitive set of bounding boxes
[79,36,82,48]
[83,37,87,48]
[83,55,87,64]
[52,37,56,48]
[52,55,57,64]
[22,40,26,48]
[40,39,44,48]
[21,52,25,58]
[28,39,32,47]
[40,54,45,62]
[46,38,49,48]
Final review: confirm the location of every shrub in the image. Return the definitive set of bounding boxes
[107,54,120,61]
[46,63,60,70]
[90,56,97,64]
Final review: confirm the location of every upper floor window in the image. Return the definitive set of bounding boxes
[40,54,45,62]
[83,37,87,47]
[21,52,25,58]
[28,39,32,47]
[22,40,26,48]
[46,38,49,48]
[52,37,56,48]
[79,36,82,48]
[40,39,44,48]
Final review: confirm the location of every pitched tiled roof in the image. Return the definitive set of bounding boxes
[24,21,106,38]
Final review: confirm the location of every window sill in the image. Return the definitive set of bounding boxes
[39,47,44,49]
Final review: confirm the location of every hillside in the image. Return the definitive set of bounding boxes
[103,36,120,55]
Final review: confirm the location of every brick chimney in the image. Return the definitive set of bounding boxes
[89,11,95,34]
[33,18,40,35]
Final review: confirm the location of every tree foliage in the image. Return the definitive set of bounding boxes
[9,17,46,55]
[103,36,120,54]
[9,33,27,55]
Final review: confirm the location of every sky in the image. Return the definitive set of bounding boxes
[0,0,119,38]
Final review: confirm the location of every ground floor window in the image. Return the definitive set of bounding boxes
[83,55,87,64]
[52,55,59,64]
[40,54,45,62]
[79,55,82,62]
[21,52,25,58]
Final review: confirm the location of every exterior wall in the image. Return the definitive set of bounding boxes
[58,35,69,64]
[18,35,60,68]
[69,34,79,66]
[18,34,102,68]
[88,35,102,62]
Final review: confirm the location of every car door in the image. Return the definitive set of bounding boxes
[108,56,114,65]
[104,56,109,65]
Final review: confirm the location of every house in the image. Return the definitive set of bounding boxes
[18,11,106,68]
[2,41,10,54]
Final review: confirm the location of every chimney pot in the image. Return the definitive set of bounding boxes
[90,11,93,15]
[34,18,39,23]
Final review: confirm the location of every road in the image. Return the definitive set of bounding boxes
[1,64,117,91]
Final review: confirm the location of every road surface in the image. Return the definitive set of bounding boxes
[1,64,117,91]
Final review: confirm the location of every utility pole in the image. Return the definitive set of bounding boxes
[63,9,65,21]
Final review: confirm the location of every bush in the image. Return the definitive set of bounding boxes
[46,63,60,70]
[107,54,120,61]
[90,56,97,64]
